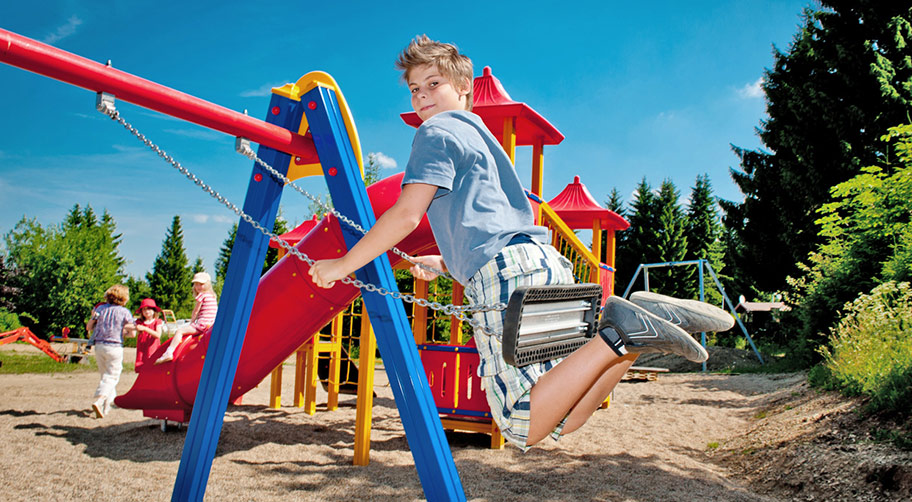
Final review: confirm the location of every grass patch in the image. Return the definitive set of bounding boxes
[0,352,135,374]
[706,441,720,449]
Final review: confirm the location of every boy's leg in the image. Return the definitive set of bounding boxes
[527,339,632,445]
[560,352,637,435]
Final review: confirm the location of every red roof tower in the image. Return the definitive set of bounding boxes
[548,175,630,270]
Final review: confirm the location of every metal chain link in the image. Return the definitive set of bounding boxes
[235,139,450,280]
[97,96,505,336]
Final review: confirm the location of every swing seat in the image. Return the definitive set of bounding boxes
[501,283,602,366]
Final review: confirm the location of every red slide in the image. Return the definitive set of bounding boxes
[115,173,435,419]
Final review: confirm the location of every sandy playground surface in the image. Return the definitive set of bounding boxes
[1,343,909,501]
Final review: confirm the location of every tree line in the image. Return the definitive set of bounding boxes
[607,1,912,372]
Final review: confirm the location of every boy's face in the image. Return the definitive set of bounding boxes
[408,64,469,121]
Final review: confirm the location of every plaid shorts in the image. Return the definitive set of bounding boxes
[464,242,574,450]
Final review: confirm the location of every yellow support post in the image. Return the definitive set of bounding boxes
[531,139,544,197]
[412,279,429,344]
[303,341,319,415]
[326,314,343,411]
[353,311,377,466]
[450,282,465,345]
[293,344,307,407]
[502,117,517,163]
[268,364,282,409]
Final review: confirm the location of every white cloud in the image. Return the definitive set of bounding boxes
[240,82,288,98]
[43,16,83,44]
[212,214,235,224]
[163,128,225,141]
[189,213,234,225]
[111,144,147,153]
[737,78,765,99]
[368,151,398,170]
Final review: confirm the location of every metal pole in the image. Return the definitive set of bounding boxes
[698,259,706,372]
[704,263,764,364]
[0,28,316,159]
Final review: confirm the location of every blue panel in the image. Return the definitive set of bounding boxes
[302,86,466,502]
[171,94,302,502]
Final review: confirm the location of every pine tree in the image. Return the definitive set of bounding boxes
[615,178,656,292]
[650,180,691,297]
[684,174,726,302]
[147,215,194,317]
[214,223,237,283]
[723,1,912,295]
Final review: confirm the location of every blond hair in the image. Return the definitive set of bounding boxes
[104,284,130,306]
[395,35,474,111]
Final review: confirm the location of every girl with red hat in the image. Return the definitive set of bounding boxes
[134,298,163,371]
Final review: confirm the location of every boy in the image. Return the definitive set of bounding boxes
[309,35,732,450]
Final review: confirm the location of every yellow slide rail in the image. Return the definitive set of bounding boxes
[538,201,601,284]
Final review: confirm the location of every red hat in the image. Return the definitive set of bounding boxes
[135,298,161,314]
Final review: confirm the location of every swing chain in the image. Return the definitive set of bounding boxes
[234,138,449,280]
[96,94,505,336]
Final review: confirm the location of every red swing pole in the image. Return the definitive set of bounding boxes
[0,28,315,158]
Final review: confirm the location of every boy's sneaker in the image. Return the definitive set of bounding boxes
[630,291,735,334]
[599,296,708,363]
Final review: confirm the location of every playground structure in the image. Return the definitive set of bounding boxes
[0,29,631,502]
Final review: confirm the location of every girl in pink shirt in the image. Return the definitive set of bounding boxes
[155,272,218,364]
[133,298,163,371]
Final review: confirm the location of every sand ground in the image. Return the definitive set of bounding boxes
[0,342,816,502]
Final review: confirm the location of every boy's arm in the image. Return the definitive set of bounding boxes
[309,183,438,288]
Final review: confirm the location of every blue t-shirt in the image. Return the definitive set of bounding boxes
[90,303,134,345]
[402,110,548,284]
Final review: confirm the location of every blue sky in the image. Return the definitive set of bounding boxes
[0,1,811,278]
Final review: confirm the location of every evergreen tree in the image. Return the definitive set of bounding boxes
[263,215,290,274]
[147,215,194,317]
[650,180,691,297]
[601,188,627,265]
[614,178,656,292]
[684,174,726,301]
[723,1,912,295]
[124,275,152,313]
[214,223,237,283]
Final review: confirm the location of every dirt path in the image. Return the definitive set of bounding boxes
[0,343,813,502]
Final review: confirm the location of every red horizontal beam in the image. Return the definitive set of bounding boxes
[0,28,315,158]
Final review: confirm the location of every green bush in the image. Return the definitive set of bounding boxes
[0,308,21,332]
[817,281,912,417]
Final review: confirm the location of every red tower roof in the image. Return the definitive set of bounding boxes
[548,176,630,231]
[401,66,564,146]
[269,215,320,248]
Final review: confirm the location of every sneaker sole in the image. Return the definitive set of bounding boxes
[630,291,735,333]
[600,296,708,363]
[92,402,104,419]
